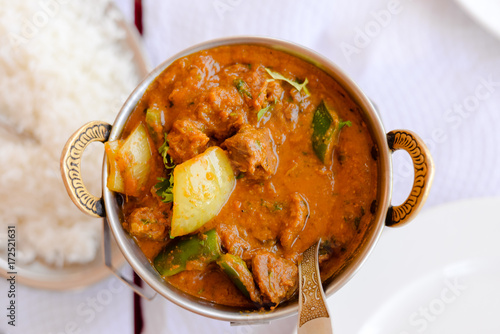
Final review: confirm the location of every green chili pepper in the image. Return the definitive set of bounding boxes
[145,107,163,142]
[217,253,260,302]
[311,100,350,164]
[154,229,222,276]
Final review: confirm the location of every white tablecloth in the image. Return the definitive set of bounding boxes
[1,0,499,333]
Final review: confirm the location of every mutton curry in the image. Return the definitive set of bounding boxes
[105,45,378,308]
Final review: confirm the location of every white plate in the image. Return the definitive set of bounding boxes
[454,0,500,40]
[0,4,150,291]
[329,197,500,333]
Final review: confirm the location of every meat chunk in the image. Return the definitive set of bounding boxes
[195,86,246,140]
[280,193,309,251]
[265,80,284,103]
[222,125,278,180]
[206,86,243,111]
[166,119,210,164]
[283,103,299,131]
[217,224,251,259]
[168,55,220,108]
[128,207,169,241]
[244,65,269,110]
[225,64,268,110]
[252,251,298,305]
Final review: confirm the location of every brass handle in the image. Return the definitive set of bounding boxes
[60,121,112,218]
[386,130,435,227]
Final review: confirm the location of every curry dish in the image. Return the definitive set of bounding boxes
[105,45,378,308]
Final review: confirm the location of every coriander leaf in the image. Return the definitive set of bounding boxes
[265,68,309,95]
[234,79,252,99]
[159,133,175,169]
[257,104,272,121]
[155,173,174,203]
[272,202,283,212]
[338,120,352,130]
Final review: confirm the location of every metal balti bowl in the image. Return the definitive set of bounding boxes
[61,36,434,324]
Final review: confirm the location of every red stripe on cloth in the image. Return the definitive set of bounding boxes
[134,0,143,35]
[133,272,144,334]
[134,2,144,333]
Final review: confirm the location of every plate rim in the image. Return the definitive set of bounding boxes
[0,3,151,291]
[328,196,500,333]
[454,0,500,40]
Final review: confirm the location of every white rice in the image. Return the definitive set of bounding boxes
[0,0,140,266]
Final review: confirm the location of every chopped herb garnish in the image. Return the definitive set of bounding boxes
[272,203,283,212]
[257,104,272,121]
[159,134,175,170]
[338,120,352,130]
[234,79,252,99]
[155,173,174,203]
[156,133,176,203]
[265,68,309,95]
[236,173,245,179]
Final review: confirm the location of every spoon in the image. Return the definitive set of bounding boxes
[297,240,333,333]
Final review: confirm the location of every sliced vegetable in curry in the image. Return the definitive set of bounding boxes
[106,45,378,308]
[311,100,352,164]
[217,253,261,303]
[105,123,152,197]
[170,147,235,238]
[154,229,221,276]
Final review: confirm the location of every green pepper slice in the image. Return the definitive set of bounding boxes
[154,229,222,276]
[217,253,261,303]
[145,107,163,143]
[311,100,340,164]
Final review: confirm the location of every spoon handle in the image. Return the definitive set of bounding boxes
[298,240,333,333]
